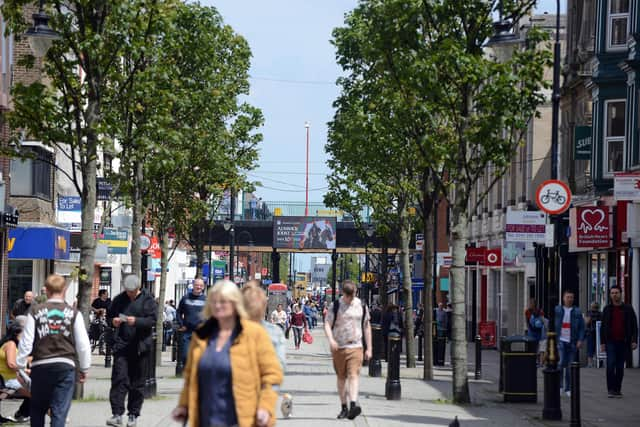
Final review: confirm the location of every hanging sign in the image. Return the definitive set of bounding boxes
[576,207,610,248]
[614,173,640,201]
[574,126,592,160]
[535,180,572,215]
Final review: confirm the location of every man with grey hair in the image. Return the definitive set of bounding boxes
[106,275,157,427]
[176,277,206,367]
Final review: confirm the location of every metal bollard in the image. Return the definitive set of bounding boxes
[475,335,482,380]
[369,323,383,377]
[385,333,401,400]
[570,362,581,427]
[542,332,562,420]
[104,326,113,368]
[175,329,185,377]
[417,333,423,362]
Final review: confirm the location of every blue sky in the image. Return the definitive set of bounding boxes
[207,0,566,206]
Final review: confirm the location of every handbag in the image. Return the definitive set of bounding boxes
[285,326,291,339]
[302,328,313,344]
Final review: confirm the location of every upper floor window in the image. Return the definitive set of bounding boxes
[604,100,625,176]
[10,147,53,200]
[608,0,629,50]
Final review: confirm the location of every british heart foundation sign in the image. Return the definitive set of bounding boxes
[576,207,610,248]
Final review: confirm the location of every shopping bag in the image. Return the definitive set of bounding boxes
[285,326,291,340]
[302,328,313,344]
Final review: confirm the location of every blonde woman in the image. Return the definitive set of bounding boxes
[172,280,283,427]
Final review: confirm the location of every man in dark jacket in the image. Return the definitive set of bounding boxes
[600,285,638,398]
[106,275,157,427]
[176,278,206,366]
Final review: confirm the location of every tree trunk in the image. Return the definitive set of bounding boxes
[131,161,143,285]
[156,230,169,366]
[422,198,435,381]
[450,204,470,403]
[399,208,415,368]
[77,131,99,325]
[195,242,205,278]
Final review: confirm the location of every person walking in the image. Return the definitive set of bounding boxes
[585,301,602,367]
[163,300,177,347]
[242,281,293,418]
[324,280,371,420]
[11,291,34,319]
[16,274,91,427]
[554,289,585,397]
[176,278,206,367]
[526,303,545,358]
[171,280,283,427]
[290,304,307,350]
[106,275,157,427]
[600,285,638,398]
[303,301,314,330]
[270,304,287,332]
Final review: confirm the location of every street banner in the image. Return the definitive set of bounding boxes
[576,207,610,248]
[505,210,547,242]
[614,173,640,201]
[485,248,502,267]
[273,216,337,249]
[465,247,486,264]
[415,233,424,251]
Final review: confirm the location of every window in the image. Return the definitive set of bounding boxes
[608,0,629,50]
[10,148,53,199]
[604,100,626,176]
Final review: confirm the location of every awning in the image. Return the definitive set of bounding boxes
[8,224,71,260]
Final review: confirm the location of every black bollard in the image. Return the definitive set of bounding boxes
[147,326,158,397]
[175,329,185,377]
[570,362,581,427]
[171,328,178,362]
[475,335,482,380]
[369,323,383,377]
[104,326,113,368]
[385,333,401,400]
[542,332,562,420]
[417,333,423,362]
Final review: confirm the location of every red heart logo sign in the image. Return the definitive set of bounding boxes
[578,208,608,235]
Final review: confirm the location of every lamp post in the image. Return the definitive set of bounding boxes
[223,218,234,282]
[304,121,310,217]
[364,224,375,307]
[542,0,563,421]
[24,0,61,58]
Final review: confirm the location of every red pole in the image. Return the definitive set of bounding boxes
[305,122,310,216]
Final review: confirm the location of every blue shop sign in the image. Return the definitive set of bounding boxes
[8,226,71,260]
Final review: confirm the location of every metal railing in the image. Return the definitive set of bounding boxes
[213,201,373,222]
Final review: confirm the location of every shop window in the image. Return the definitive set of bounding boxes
[607,0,629,50]
[603,100,625,176]
[10,148,53,200]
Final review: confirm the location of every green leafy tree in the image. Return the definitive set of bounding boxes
[1,0,175,321]
[328,0,548,400]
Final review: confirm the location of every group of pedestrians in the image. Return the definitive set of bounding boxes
[524,286,638,399]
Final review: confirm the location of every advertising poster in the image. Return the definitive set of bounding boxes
[273,216,337,249]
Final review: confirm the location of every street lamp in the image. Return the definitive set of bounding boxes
[223,218,234,282]
[364,224,375,307]
[25,0,61,57]
[304,121,310,217]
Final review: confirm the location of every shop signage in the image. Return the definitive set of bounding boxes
[149,236,161,259]
[535,180,572,215]
[273,216,337,249]
[505,210,547,243]
[485,248,502,267]
[98,227,129,254]
[96,178,113,201]
[479,321,497,348]
[614,173,640,201]
[574,125,592,160]
[465,247,486,263]
[576,207,610,248]
[8,226,70,260]
[2,206,19,229]
[415,233,424,251]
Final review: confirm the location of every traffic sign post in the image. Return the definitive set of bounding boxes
[535,180,571,215]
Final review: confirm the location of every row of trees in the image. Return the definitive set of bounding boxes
[325,0,550,402]
[1,0,261,364]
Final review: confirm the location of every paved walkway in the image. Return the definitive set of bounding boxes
[1,327,639,426]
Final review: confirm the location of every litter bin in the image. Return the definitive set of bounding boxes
[500,335,537,403]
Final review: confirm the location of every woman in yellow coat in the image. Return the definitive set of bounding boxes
[172,280,283,427]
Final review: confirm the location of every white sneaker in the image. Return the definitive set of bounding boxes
[281,393,293,418]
